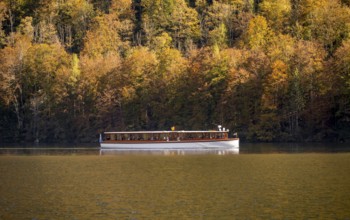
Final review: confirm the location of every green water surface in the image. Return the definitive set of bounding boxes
[0,153,350,219]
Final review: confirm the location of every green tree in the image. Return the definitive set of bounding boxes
[331,39,350,140]
[286,40,326,139]
[0,18,33,140]
[34,20,59,44]
[334,40,350,93]
[197,1,249,47]
[82,14,122,58]
[80,51,123,133]
[23,43,71,141]
[259,0,291,32]
[266,33,295,63]
[0,2,7,47]
[291,0,350,54]
[54,0,94,52]
[109,0,134,44]
[208,23,228,48]
[141,0,200,51]
[121,47,159,129]
[17,16,33,41]
[244,15,272,51]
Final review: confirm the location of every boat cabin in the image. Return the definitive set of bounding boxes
[103,131,229,142]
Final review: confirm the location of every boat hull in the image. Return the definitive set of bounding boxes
[100,139,239,150]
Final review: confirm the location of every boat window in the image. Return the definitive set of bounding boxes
[104,131,229,142]
[112,134,116,140]
[120,134,124,140]
[160,133,168,141]
[142,133,147,140]
[169,133,177,141]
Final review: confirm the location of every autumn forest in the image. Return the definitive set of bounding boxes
[1,0,350,143]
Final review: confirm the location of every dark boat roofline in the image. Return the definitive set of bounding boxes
[104,130,229,134]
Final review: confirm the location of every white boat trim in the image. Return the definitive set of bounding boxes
[99,148,239,155]
[101,139,239,150]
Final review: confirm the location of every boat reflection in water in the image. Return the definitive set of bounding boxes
[99,148,239,156]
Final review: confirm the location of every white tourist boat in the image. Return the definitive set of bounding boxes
[100,126,239,150]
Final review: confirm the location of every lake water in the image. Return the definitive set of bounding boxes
[0,143,350,219]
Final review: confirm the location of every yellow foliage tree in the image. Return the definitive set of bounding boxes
[245,15,272,51]
[82,14,121,58]
[260,0,291,32]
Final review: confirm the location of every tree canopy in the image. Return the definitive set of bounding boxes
[1,0,350,143]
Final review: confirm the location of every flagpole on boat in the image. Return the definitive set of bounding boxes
[99,133,102,143]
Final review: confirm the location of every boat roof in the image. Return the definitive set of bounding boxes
[104,130,229,134]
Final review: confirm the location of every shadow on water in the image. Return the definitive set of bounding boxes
[240,142,350,154]
[0,143,99,156]
[0,147,100,156]
[1,142,350,155]
[0,145,239,156]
